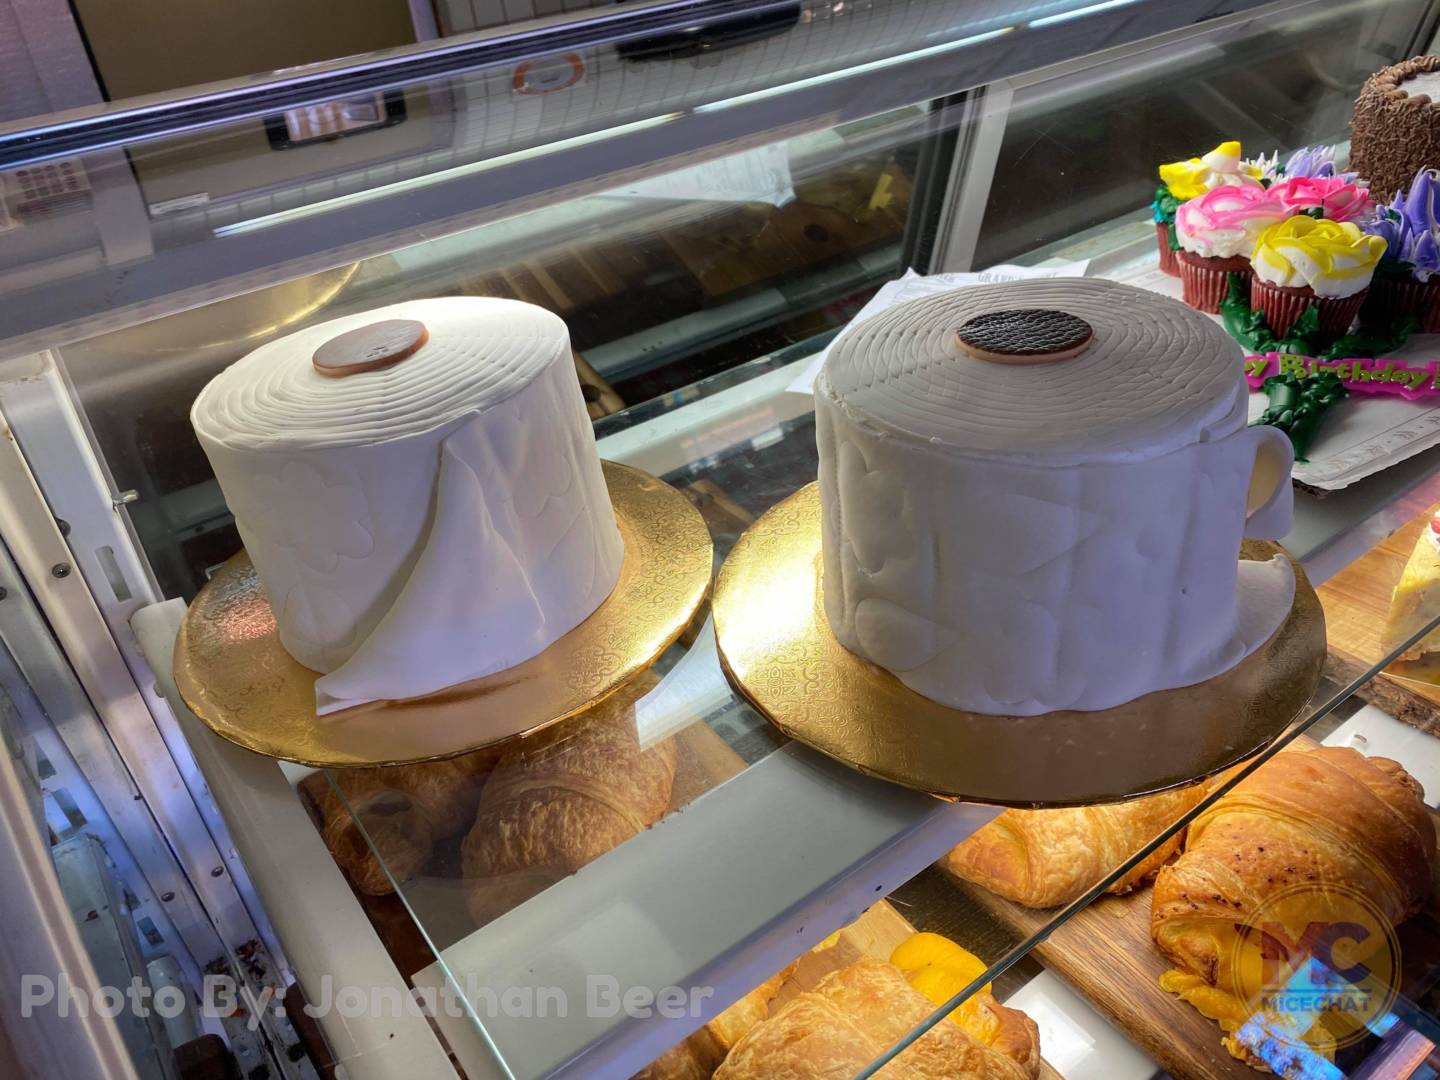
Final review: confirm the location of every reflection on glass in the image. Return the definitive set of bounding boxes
[971,0,1432,267]
[57,111,926,601]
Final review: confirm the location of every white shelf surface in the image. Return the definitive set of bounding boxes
[1006,971,1158,1080]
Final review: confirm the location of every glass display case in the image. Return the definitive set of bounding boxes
[2,1,1440,1078]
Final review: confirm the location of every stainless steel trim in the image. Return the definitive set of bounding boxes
[928,83,1012,273]
[0,0,1274,358]
[0,0,796,166]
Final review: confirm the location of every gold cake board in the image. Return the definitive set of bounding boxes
[712,484,1326,807]
[175,462,712,768]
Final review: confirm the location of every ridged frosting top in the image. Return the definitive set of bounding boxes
[192,297,569,453]
[1267,176,1373,223]
[818,278,1246,465]
[1175,184,1288,259]
[1251,217,1387,298]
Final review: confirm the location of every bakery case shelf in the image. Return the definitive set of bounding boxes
[3,1,1440,1080]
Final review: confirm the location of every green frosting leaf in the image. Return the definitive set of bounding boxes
[1320,314,1420,361]
[1220,274,1418,359]
[1151,185,1181,226]
[1284,305,1322,351]
[1220,274,1283,352]
[1254,370,1347,462]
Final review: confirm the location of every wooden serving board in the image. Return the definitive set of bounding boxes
[937,737,1440,1080]
[940,875,1257,1080]
[1318,500,1440,735]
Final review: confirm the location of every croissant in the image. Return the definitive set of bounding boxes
[632,965,795,1080]
[1151,747,1435,1064]
[943,785,1206,908]
[462,677,677,924]
[303,748,498,895]
[713,958,1040,1080]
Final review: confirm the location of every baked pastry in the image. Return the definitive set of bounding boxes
[632,965,795,1080]
[1174,184,1288,313]
[461,678,677,924]
[302,749,497,895]
[942,784,1207,908]
[713,957,1039,1080]
[890,932,1011,1042]
[1152,747,1434,1065]
[192,297,624,715]
[1383,508,1440,661]
[815,278,1295,715]
[1351,56,1440,202]
[1249,217,1387,341]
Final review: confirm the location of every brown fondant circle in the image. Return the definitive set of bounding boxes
[313,319,429,377]
[954,308,1094,365]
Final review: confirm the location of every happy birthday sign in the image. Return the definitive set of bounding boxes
[1244,353,1440,399]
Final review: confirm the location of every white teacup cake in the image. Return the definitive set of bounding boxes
[814,278,1294,716]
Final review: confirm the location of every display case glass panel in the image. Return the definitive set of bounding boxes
[2,1,1440,1078]
[969,0,1435,269]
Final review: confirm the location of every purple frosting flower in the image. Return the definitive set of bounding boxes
[1366,207,1408,256]
[1364,167,1440,279]
[1278,144,1355,181]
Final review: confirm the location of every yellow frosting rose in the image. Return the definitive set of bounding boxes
[1250,216,1388,298]
[1159,140,1254,200]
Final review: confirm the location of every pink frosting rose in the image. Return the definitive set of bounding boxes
[1268,176,1373,223]
[1175,184,1289,259]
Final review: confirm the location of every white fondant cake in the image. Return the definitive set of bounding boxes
[815,278,1295,716]
[192,297,624,714]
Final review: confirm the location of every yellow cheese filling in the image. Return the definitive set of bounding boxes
[1160,924,1344,1066]
[891,932,995,1036]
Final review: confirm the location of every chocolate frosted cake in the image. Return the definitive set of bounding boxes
[1351,56,1440,201]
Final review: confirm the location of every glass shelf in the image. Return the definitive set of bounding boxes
[311,363,1440,1077]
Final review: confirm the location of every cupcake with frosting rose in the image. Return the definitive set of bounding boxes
[1363,167,1440,332]
[1250,217,1388,339]
[1268,175,1374,223]
[1153,140,1260,276]
[1174,184,1288,313]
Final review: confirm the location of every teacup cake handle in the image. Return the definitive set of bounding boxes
[1242,424,1295,540]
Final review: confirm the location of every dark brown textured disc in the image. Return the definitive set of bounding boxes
[313,319,428,377]
[954,308,1094,365]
